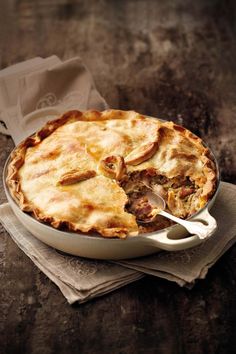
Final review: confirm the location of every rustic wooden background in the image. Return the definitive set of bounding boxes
[0,0,235,353]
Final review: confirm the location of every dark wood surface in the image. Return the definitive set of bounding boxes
[0,1,236,353]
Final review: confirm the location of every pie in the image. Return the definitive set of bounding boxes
[7,110,217,238]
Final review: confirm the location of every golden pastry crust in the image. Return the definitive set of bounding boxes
[6,109,217,238]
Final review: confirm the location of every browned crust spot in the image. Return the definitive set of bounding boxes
[99,155,127,180]
[125,142,158,166]
[57,170,96,186]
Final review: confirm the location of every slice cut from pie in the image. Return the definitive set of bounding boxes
[7,110,217,238]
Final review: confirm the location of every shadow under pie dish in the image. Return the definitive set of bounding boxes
[4,109,219,259]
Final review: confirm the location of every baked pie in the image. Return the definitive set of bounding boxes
[7,110,217,238]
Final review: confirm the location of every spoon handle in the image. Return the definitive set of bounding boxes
[159,210,214,239]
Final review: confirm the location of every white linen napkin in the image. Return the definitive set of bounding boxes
[0,56,108,144]
[0,56,61,137]
[0,204,143,304]
[0,56,235,304]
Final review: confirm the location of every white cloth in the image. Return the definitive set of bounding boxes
[0,204,143,304]
[0,56,108,144]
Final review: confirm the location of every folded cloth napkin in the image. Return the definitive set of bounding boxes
[0,56,108,144]
[0,56,235,304]
[0,56,61,137]
[0,204,143,304]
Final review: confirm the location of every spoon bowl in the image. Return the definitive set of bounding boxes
[137,187,216,240]
[136,190,166,223]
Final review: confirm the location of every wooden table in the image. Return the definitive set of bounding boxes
[0,1,235,353]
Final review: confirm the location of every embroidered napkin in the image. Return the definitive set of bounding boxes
[0,56,235,304]
[0,56,61,137]
[0,56,108,144]
[0,204,143,304]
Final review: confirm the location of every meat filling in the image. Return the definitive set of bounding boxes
[120,169,197,232]
[127,193,153,221]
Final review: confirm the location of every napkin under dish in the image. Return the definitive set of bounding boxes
[0,56,235,304]
[0,204,143,304]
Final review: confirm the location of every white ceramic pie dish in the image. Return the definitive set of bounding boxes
[3,132,220,260]
[3,173,219,259]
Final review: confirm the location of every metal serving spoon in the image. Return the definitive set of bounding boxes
[138,186,212,240]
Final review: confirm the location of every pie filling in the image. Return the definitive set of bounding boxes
[120,168,200,232]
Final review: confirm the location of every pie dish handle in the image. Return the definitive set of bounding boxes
[146,207,217,251]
